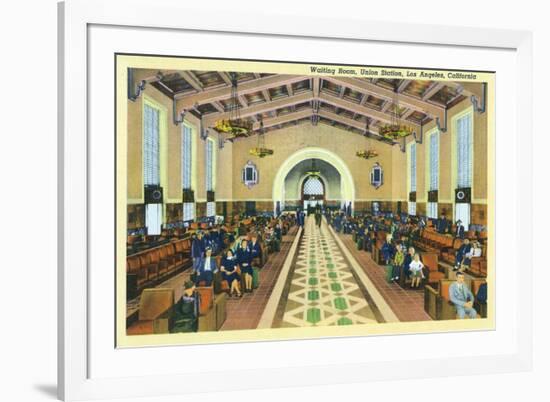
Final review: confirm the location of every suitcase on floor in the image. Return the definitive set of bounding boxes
[252,267,260,289]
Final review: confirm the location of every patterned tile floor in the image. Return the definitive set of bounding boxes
[276,217,378,328]
[338,233,431,322]
[220,226,299,331]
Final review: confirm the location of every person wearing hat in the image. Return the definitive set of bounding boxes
[171,280,199,333]
[191,231,206,273]
[194,246,218,287]
[449,271,477,319]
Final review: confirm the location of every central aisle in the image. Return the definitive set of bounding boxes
[277,215,380,327]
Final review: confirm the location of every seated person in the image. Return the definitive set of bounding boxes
[449,271,477,319]
[172,281,199,333]
[409,253,425,288]
[194,246,218,287]
[454,238,473,270]
[220,249,241,297]
[469,241,483,258]
[249,232,262,266]
[454,219,465,239]
[237,239,254,293]
[476,282,487,304]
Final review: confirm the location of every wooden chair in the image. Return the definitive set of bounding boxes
[424,279,457,320]
[127,288,174,335]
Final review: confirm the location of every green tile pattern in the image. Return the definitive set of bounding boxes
[279,216,378,327]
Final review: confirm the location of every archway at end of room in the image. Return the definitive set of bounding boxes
[272,147,355,214]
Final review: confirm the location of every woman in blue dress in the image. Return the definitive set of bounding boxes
[220,248,241,297]
[237,239,254,293]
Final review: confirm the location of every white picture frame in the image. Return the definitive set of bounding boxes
[58,0,533,400]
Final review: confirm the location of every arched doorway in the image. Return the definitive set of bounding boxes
[272,147,355,213]
[302,175,325,211]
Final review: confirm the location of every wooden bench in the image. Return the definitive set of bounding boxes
[126,239,191,299]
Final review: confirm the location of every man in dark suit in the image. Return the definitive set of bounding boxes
[194,246,219,286]
[454,219,465,239]
[454,238,473,270]
[191,231,206,272]
[437,214,449,234]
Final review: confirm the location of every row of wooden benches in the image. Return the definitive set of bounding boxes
[126,286,228,335]
[413,229,487,277]
[126,239,192,299]
[353,230,488,320]
[126,229,275,300]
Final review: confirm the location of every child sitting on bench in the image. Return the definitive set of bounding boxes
[409,253,425,288]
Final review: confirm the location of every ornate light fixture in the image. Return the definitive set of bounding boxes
[213,72,253,139]
[249,118,274,158]
[356,118,379,159]
[379,84,413,140]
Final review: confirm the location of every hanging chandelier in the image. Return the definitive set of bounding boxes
[306,159,321,177]
[379,84,413,140]
[249,119,274,158]
[356,118,379,159]
[213,72,253,139]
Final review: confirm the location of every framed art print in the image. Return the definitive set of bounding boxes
[59,0,533,400]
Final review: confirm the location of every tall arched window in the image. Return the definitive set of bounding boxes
[408,142,417,216]
[455,110,473,228]
[427,130,439,219]
[143,97,165,235]
[182,123,195,221]
[205,138,216,217]
[303,176,324,196]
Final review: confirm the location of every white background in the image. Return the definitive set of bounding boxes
[0,0,547,401]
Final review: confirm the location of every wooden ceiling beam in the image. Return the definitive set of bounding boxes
[179,71,204,92]
[312,77,320,97]
[211,101,225,113]
[217,72,232,85]
[317,110,395,144]
[381,100,393,113]
[202,91,313,127]
[444,81,485,103]
[397,79,411,93]
[323,76,445,118]
[131,69,180,83]
[401,108,415,120]
[176,74,307,107]
[251,109,311,130]
[286,84,294,97]
[422,82,445,100]
[238,95,248,108]
[318,92,420,133]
